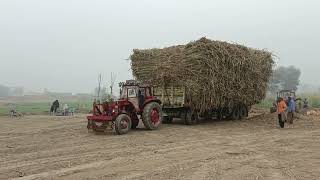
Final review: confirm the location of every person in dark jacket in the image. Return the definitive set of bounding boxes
[138,90,145,109]
[50,105,54,115]
[50,100,60,115]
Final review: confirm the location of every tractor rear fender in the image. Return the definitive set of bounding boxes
[119,110,129,116]
[118,100,138,113]
[143,99,162,107]
[118,103,138,118]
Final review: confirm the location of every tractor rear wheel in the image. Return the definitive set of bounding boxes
[115,114,132,135]
[142,102,162,130]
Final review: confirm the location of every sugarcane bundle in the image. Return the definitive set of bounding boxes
[130,37,274,112]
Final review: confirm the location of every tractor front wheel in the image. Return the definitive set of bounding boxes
[142,102,162,130]
[115,114,132,135]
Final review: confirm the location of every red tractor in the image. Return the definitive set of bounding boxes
[87,80,163,135]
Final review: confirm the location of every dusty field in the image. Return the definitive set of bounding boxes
[1,109,320,180]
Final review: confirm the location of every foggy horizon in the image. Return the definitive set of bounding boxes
[1,0,319,93]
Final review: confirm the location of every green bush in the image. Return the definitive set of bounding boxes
[256,98,274,109]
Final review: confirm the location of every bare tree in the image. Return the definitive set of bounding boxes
[97,73,102,101]
[109,72,117,97]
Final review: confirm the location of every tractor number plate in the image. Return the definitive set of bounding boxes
[95,122,103,126]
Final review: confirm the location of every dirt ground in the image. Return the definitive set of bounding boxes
[1,108,320,180]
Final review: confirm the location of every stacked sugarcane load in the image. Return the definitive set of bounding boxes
[131,37,274,112]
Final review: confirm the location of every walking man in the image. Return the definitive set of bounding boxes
[277,97,287,128]
[287,96,296,126]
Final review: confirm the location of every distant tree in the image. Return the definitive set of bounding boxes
[269,66,301,93]
[0,85,10,97]
[93,73,116,102]
[94,86,111,102]
[268,72,281,94]
[279,66,301,90]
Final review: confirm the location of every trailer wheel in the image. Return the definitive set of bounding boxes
[185,110,198,125]
[270,107,276,113]
[115,114,131,135]
[231,106,240,120]
[239,105,248,119]
[142,102,162,130]
[163,116,173,124]
[216,108,224,120]
[204,111,212,121]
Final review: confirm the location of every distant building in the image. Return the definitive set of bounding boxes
[43,89,73,97]
[46,92,73,98]
[0,85,24,97]
[9,87,24,96]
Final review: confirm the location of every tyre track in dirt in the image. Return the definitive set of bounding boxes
[1,111,320,179]
[2,132,238,179]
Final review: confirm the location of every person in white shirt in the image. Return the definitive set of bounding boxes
[63,104,69,116]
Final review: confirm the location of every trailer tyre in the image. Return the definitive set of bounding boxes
[115,114,132,135]
[231,106,240,120]
[239,105,248,119]
[185,110,198,125]
[270,107,276,113]
[163,116,173,124]
[142,102,162,130]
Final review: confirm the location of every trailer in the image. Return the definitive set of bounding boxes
[131,38,273,124]
[154,85,249,125]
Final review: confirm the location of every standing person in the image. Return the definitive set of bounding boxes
[287,96,296,126]
[63,104,69,116]
[52,100,60,115]
[138,89,145,109]
[55,100,60,113]
[303,98,308,108]
[277,97,287,128]
[298,100,302,112]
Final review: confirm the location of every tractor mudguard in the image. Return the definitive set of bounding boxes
[143,99,162,108]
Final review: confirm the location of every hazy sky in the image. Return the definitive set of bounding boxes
[1,0,319,93]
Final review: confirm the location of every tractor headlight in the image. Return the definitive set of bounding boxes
[112,105,119,113]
